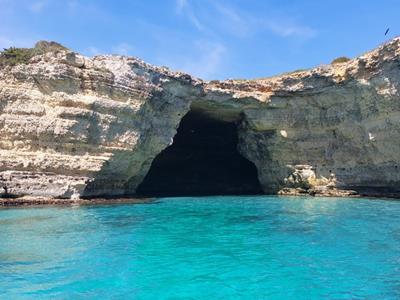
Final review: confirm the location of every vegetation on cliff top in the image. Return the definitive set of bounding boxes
[0,41,68,67]
[331,56,351,64]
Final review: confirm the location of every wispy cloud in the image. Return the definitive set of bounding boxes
[111,43,134,55]
[66,0,78,10]
[167,1,317,79]
[216,2,316,39]
[214,3,250,37]
[183,41,226,79]
[264,19,316,38]
[29,0,48,13]
[175,0,187,13]
[175,0,205,32]
[64,0,111,22]
[166,40,226,79]
[175,1,317,40]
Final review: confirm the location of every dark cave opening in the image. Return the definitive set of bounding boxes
[136,110,263,196]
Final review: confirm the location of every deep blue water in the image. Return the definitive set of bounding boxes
[1,196,400,299]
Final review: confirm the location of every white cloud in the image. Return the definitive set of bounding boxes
[111,43,134,56]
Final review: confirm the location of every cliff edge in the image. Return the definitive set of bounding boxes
[1,39,400,199]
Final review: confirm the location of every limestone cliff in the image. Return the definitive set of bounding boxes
[1,38,400,199]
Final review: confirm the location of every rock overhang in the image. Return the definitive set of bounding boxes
[1,38,400,199]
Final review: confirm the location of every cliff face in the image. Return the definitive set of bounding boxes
[1,38,400,199]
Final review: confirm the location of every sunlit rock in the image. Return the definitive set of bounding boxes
[1,38,400,198]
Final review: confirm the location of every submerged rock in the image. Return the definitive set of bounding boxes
[1,38,400,199]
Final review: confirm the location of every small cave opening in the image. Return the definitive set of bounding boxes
[136,110,263,196]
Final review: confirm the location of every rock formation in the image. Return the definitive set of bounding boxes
[277,164,358,197]
[1,38,400,199]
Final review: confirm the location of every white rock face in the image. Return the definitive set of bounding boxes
[1,38,400,198]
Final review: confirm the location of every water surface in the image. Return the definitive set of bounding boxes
[1,196,400,299]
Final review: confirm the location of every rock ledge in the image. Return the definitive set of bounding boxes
[1,38,400,200]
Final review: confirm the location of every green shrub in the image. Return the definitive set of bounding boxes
[291,68,308,73]
[34,41,68,53]
[0,41,68,67]
[0,47,34,66]
[331,56,351,64]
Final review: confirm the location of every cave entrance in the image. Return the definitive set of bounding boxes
[136,110,263,196]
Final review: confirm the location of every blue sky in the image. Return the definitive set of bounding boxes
[0,0,399,80]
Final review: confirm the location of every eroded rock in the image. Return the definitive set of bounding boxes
[278,165,358,197]
[1,38,400,199]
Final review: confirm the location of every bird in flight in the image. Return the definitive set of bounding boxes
[385,28,390,35]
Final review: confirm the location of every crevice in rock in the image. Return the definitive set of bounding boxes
[136,110,263,196]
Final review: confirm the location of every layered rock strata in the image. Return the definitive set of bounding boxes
[1,38,400,199]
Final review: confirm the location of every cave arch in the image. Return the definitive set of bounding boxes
[136,110,263,196]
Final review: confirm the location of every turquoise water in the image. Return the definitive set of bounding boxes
[1,196,400,299]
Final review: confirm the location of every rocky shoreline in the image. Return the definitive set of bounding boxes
[2,191,400,207]
[1,39,400,199]
[0,196,154,207]
[278,187,359,197]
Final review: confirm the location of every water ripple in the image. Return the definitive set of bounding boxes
[0,195,400,299]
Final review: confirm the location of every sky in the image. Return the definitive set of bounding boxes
[0,0,399,80]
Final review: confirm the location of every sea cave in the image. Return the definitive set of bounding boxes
[136,110,263,196]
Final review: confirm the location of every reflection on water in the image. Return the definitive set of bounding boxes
[1,195,400,299]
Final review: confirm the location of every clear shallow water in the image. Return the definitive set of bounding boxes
[1,196,400,299]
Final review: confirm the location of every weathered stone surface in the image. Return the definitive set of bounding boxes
[277,164,358,197]
[1,38,400,199]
